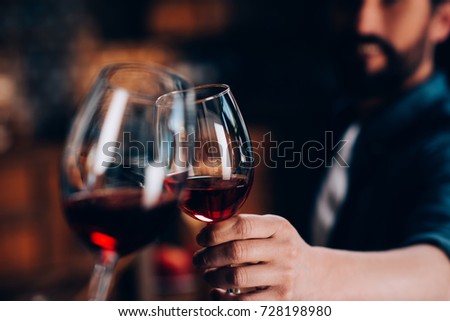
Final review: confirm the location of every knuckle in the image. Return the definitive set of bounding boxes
[204,223,225,245]
[278,216,292,230]
[276,286,293,300]
[267,215,292,237]
[235,216,253,238]
[225,242,245,262]
[226,267,247,287]
[283,266,295,282]
[266,214,287,224]
[206,230,219,245]
[285,240,299,259]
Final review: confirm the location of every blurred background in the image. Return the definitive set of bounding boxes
[0,0,449,300]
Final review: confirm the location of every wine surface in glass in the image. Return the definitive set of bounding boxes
[180,175,251,223]
[64,188,178,256]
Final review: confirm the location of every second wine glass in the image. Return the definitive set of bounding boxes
[61,63,195,300]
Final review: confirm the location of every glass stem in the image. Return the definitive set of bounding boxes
[88,250,119,300]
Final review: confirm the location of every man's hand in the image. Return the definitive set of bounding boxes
[193,214,314,300]
[193,214,450,300]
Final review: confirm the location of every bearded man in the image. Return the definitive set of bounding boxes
[192,0,450,300]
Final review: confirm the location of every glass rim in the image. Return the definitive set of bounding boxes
[98,62,193,98]
[193,84,230,103]
[156,84,231,106]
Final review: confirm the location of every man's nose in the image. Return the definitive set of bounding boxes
[356,1,384,35]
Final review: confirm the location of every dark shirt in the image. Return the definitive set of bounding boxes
[305,72,450,258]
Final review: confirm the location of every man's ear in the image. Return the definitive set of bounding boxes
[429,3,450,44]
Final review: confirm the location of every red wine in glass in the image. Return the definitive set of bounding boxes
[64,188,179,257]
[181,175,251,223]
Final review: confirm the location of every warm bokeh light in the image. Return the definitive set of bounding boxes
[90,232,118,251]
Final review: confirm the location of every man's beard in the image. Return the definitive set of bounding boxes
[333,32,428,100]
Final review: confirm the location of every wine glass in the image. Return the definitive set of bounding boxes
[60,63,195,300]
[160,84,254,293]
